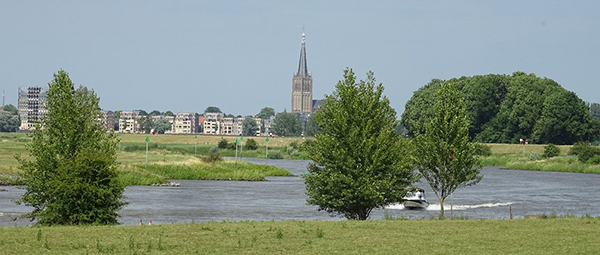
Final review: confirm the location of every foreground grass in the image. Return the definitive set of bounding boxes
[1,218,599,254]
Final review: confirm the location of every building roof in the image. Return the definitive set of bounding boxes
[295,33,310,77]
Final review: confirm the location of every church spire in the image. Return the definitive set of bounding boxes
[296,32,310,77]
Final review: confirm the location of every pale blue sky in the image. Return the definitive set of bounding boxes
[1,1,599,116]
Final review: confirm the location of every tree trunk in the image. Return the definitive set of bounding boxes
[439,197,445,219]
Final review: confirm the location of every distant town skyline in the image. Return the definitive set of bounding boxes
[2,1,599,117]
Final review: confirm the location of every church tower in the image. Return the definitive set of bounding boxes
[292,32,313,113]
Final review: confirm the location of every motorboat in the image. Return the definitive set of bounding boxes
[403,188,430,210]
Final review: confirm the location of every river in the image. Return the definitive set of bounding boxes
[2,158,600,226]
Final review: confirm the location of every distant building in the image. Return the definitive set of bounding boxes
[171,112,199,134]
[203,112,224,135]
[291,32,313,114]
[18,86,47,131]
[99,110,115,132]
[118,111,141,133]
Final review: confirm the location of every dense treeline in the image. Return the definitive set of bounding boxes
[401,72,600,145]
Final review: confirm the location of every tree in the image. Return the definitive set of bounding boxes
[15,70,125,225]
[241,116,258,136]
[149,110,161,116]
[305,69,417,220]
[136,109,148,116]
[244,138,258,150]
[589,103,600,121]
[272,111,302,137]
[2,104,18,114]
[163,110,175,117]
[204,106,222,113]
[257,107,275,119]
[138,116,152,133]
[0,111,19,132]
[413,82,482,219]
[153,119,171,134]
[304,114,319,137]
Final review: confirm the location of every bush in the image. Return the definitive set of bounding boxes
[267,150,284,159]
[300,139,315,152]
[587,155,600,165]
[202,149,222,163]
[244,138,258,150]
[568,142,600,163]
[226,142,236,150]
[209,146,219,153]
[286,147,299,156]
[542,143,560,158]
[529,153,540,161]
[217,138,228,149]
[473,143,492,156]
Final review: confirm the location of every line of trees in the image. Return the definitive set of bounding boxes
[401,72,600,145]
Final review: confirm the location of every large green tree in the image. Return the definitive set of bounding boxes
[305,69,416,220]
[2,104,18,114]
[0,111,19,132]
[204,106,222,113]
[272,111,302,137]
[413,82,482,219]
[241,116,258,136]
[15,70,125,225]
[256,107,275,119]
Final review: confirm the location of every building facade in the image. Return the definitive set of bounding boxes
[118,111,141,133]
[18,86,47,131]
[171,112,199,134]
[291,33,313,114]
[99,110,115,131]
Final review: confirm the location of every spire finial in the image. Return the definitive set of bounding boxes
[302,26,305,43]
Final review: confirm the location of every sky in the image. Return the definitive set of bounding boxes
[1,1,599,117]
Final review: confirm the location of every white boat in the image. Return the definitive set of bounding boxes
[403,188,430,210]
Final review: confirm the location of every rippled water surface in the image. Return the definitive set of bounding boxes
[2,158,600,226]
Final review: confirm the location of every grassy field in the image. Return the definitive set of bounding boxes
[0,133,296,185]
[0,217,598,254]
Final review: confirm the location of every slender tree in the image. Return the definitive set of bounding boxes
[15,70,125,225]
[305,69,416,220]
[272,111,302,137]
[241,116,258,136]
[413,82,482,219]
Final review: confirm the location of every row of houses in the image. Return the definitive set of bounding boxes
[99,111,274,136]
[17,86,274,136]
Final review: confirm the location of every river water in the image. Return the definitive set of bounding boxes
[2,158,600,226]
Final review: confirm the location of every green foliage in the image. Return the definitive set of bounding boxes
[305,69,416,220]
[15,70,125,225]
[402,72,596,144]
[267,150,283,159]
[590,103,600,121]
[218,138,228,149]
[0,111,19,132]
[241,116,258,136]
[226,142,237,150]
[272,111,302,137]
[542,143,560,158]
[568,142,600,163]
[2,104,18,114]
[256,107,275,119]
[529,153,540,161]
[413,81,482,219]
[204,106,222,113]
[304,114,319,136]
[587,155,600,165]
[473,143,492,156]
[244,138,258,150]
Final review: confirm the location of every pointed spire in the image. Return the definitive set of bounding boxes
[296,32,309,77]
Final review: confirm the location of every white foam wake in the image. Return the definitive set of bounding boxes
[386,202,513,211]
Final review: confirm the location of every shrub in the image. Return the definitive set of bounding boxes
[202,151,222,163]
[267,150,284,159]
[209,146,219,153]
[568,142,600,163]
[542,143,560,158]
[217,138,228,149]
[226,142,236,150]
[300,139,315,152]
[529,153,540,161]
[244,138,258,150]
[587,155,600,165]
[473,143,492,156]
[289,141,300,150]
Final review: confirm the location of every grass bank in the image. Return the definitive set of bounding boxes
[1,217,599,254]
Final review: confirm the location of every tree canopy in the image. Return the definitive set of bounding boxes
[15,70,125,225]
[256,107,275,119]
[305,69,416,220]
[401,72,597,144]
[2,104,18,114]
[0,111,19,132]
[204,106,222,113]
[241,116,258,136]
[413,82,482,219]
[272,111,302,137]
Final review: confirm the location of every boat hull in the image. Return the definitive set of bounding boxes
[403,200,429,210]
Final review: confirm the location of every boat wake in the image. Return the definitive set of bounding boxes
[386,202,513,211]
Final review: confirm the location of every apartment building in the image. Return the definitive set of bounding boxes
[118,111,141,133]
[99,110,115,131]
[171,112,199,134]
[18,86,47,131]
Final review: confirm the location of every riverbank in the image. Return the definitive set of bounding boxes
[1,217,598,254]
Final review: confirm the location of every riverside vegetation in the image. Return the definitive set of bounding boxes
[1,217,599,254]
